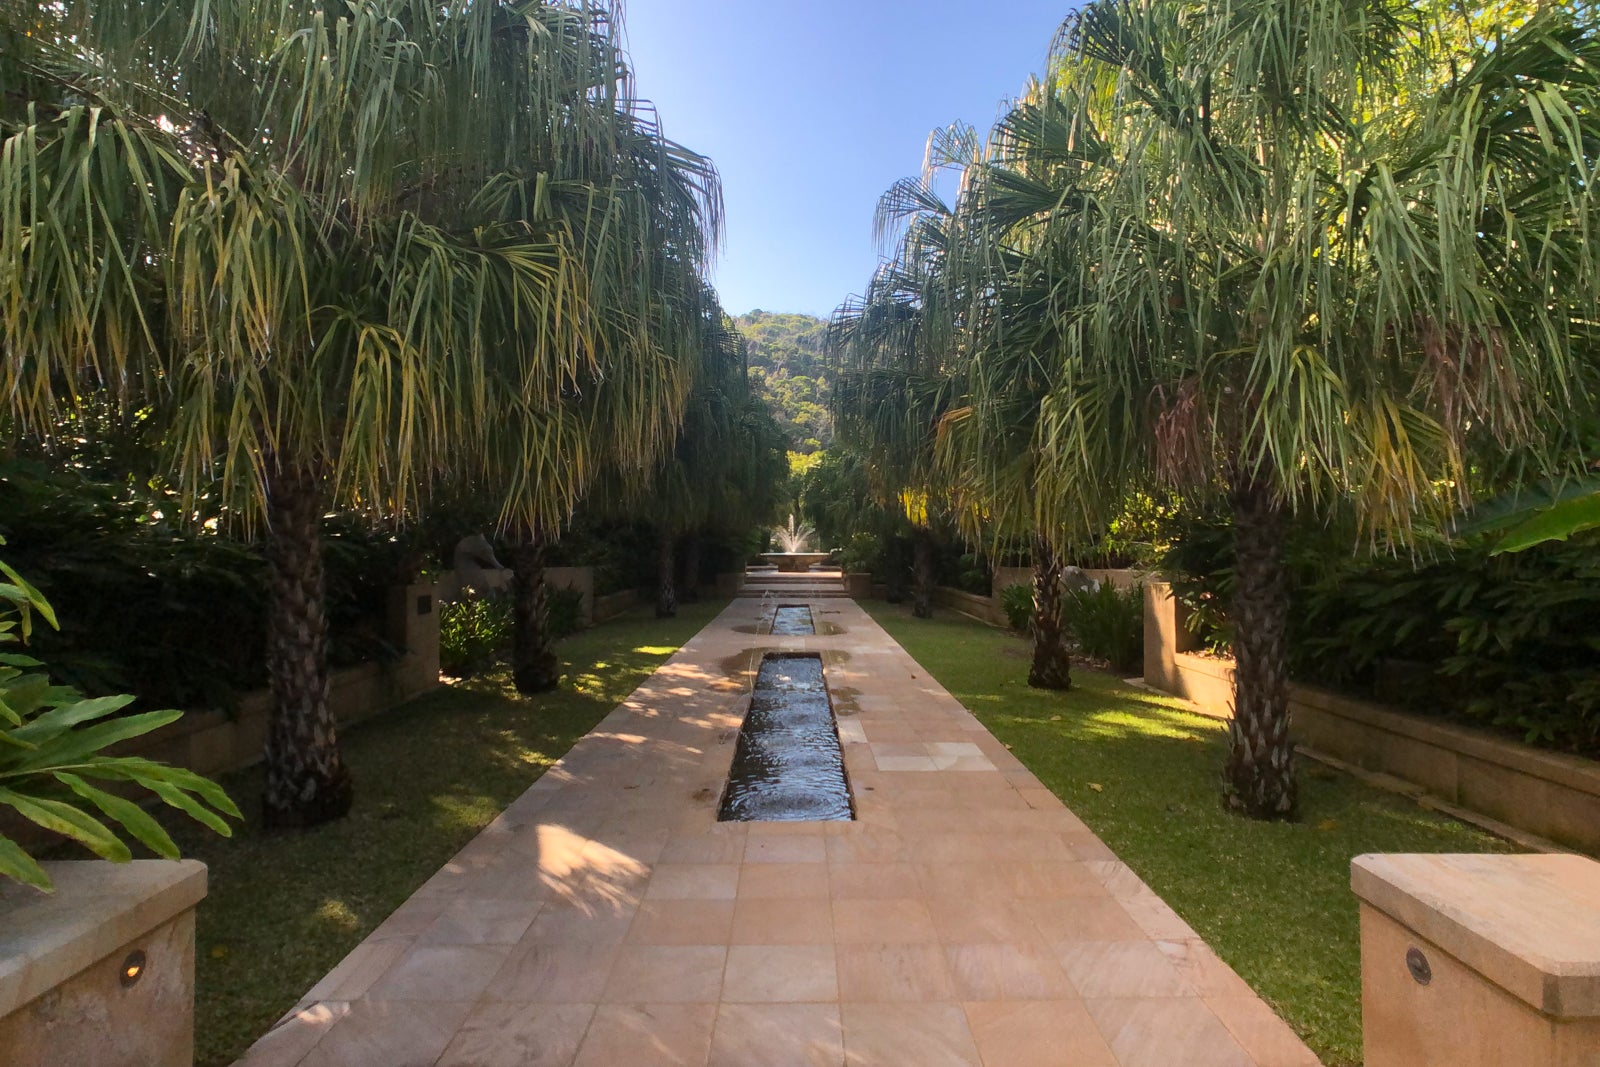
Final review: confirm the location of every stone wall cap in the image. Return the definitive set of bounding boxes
[1352,853,1600,1017]
[0,859,207,1018]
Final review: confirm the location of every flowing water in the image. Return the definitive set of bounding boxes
[769,605,814,635]
[718,653,854,822]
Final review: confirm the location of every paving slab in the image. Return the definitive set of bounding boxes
[236,598,1319,1067]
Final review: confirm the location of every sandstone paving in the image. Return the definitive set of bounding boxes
[235,597,1321,1067]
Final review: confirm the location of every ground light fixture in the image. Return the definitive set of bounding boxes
[119,950,146,989]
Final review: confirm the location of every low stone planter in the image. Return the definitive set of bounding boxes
[0,860,207,1067]
[593,587,647,622]
[933,586,1006,627]
[1353,852,1600,1066]
[1144,580,1600,855]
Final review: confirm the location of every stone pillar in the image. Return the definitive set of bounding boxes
[0,861,207,1067]
[1352,853,1600,1066]
[1144,581,1181,694]
[387,581,441,693]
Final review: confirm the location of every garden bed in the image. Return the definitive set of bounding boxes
[864,602,1514,1067]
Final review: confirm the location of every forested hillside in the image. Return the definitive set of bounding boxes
[737,310,832,453]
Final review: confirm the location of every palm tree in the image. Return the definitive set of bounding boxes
[632,303,788,618]
[0,0,695,825]
[830,141,973,619]
[1023,0,1600,817]
[483,99,726,692]
[923,99,1104,690]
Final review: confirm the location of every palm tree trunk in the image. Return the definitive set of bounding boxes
[1028,533,1072,690]
[261,461,352,830]
[508,529,560,694]
[1224,473,1297,819]
[911,527,934,619]
[680,531,702,604]
[656,528,677,618]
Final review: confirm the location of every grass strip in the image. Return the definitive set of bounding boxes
[864,602,1514,1067]
[172,600,725,1066]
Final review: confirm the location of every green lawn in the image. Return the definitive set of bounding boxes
[171,600,726,1067]
[864,602,1514,1067]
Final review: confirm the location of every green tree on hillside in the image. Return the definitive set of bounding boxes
[737,311,835,453]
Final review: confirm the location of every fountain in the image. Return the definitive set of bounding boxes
[758,515,833,573]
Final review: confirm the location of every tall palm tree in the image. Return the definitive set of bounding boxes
[627,302,787,618]
[482,98,725,693]
[1024,0,1600,817]
[924,98,1106,689]
[830,138,974,619]
[0,0,697,825]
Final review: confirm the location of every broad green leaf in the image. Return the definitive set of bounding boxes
[0,834,52,892]
[0,675,52,718]
[1491,491,1600,555]
[0,789,131,862]
[6,709,184,772]
[145,779,234,837]
[10,694,139,744]
[55,773,179,859]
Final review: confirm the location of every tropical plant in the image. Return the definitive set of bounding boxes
[829,143,973,620]
[1012,0,1600,817]
[618,306,788,619]
[1293,533,1600,753]
[0,0,726,824]
[0,549,239,891]
[1000,583,1035,633]
[1065,582,1146,676]
[438,591,514,679]
[1453,471,1600,555]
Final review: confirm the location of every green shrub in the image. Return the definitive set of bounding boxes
[1001,582,1034,632]
[0,546,239,891]
[439,591,512,677]
[839,532,880,574]
[547,585,585,642]
[1295,533,1600,754]
[440,585,586,678]
[0,460,412,712]
[1066,581,1146,674]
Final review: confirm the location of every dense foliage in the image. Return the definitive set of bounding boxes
[439,586,583,678]
[828,0,1600,815]
[0,549,238,891]
[0,0,750,824]
[738,311,834,454]
[1066,582,1146,676]
[0,461,407,711]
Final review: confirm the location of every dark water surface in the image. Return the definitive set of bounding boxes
[718,654,854,822]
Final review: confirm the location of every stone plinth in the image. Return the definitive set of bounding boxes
[1352,853,1600,1066]
[0,860,207,1067]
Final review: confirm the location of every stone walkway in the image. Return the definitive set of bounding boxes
[237,598,1320,1067]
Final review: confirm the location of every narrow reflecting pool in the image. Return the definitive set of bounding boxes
[769,605,815,635]
[718,653,854,822]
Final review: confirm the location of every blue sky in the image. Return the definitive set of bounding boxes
[623,1,1074,318]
